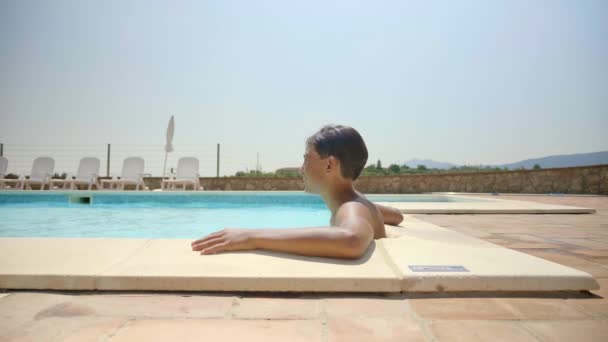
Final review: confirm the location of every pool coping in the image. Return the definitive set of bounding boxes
[0,215,599,293]
[0,192,599,292]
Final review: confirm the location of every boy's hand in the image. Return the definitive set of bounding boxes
[191,228,257,255]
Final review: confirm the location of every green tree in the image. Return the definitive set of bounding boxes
[388,164,400,174]
[417,164,427,171]
[275,170,300,177]
[376,159,382,170]
[533,164,542,170]
[233,169,275,177]
[362,163,381,176]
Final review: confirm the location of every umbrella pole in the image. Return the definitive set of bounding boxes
[162,152,168,178]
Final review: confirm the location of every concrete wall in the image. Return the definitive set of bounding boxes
[141,164,608,195]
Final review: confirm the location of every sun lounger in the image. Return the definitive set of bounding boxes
[17,157,55,190]
[0,156,11,189]
[52,157,101,190]
[100,157,148,190]
[161,157,203,191]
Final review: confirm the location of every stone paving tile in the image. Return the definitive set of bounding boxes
[0,292,238,340]
[70,293,236,318]
[231,297,320,319]
[570,249,608,258]
[3,292,235,320]
[61,318,127,342]
[529,230,606,239]
[554,231,598,239]
[409,297,519,320]
[553,238,608,249]
[522,320,608,342]
[593,257,608,266]
[0,292,69,339]
[2,316,127,342]
[447,227,493,238]
[323,296,409,318]
[327,316,427,342]
[429,321,537,342]
[590,278,608,298]
[461,227,535,235]
[567,298,608,318]
[496,297,590,319]
[566,278,608,318]
[109,318,322,342]
[503,242,565,249]
[500,234,550,243]
[484,238,511,245]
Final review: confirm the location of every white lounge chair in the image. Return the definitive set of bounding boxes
[0,156,10,189]
[100,157,148,190]
[52,157,101,190]
[0,156,6,176]
[19,157,55,190]
[161,157,203,191]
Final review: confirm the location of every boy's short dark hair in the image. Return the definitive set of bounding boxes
[306,124,368,180]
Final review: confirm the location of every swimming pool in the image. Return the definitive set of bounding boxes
[0,192,480,238]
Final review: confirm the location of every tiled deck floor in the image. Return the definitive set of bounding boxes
[1,194,607,341]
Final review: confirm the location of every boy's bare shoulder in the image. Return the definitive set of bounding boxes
[335,198,382,225]
[335,198,386,239]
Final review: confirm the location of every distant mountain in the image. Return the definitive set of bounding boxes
[498,151,608,169]
[401,151,608,170]
[402,158,457,169]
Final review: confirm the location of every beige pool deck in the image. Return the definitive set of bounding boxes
[375,193,597,214]
[1,194,608,341]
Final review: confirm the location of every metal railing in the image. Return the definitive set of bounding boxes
[0,143,259,178]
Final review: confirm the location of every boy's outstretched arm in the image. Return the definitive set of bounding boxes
[191,202,375,259]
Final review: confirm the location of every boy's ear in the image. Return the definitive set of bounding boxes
[327,156,337,172]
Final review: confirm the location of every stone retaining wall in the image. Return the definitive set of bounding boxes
[141,164,608,195]
[354,164,608,194]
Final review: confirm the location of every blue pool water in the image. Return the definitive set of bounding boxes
[0,192,476,238]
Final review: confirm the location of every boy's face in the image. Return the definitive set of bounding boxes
[299,144,328,193]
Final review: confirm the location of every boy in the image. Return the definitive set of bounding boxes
[191,125,404,259]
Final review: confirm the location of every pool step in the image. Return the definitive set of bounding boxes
[69,195,92,205]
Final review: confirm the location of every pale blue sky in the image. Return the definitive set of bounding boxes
[1,0,607,176]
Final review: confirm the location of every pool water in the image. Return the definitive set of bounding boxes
[0,192,476,238]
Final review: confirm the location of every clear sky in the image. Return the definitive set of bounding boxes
[1,0,607,176]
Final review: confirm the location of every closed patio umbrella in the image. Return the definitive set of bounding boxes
[163,115,175,178]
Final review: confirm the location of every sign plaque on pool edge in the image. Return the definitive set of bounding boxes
[408,265,470,272]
